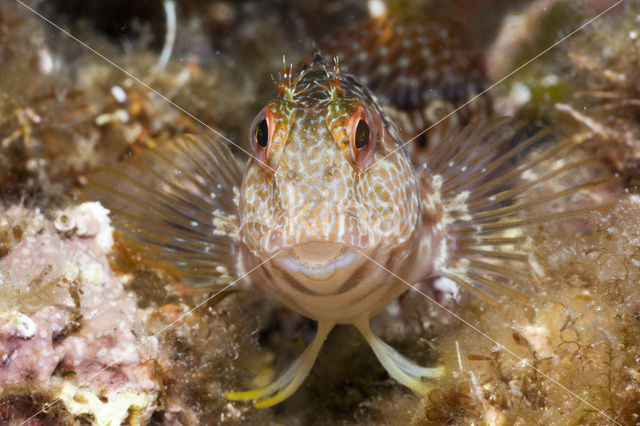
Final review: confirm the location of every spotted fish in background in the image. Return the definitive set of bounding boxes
[318,15,490,163]
[88,49,619,407]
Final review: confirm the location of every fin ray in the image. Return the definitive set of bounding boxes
[96,167,216,226]
[468,157,600,211]
[440,121,528,191]
[470,177,620,222]
[450,206,614,235]
[86,134,244,290]
[442,124,548,194]
[429,120,620,303]
[466,137,577,200]
[92,179,218,238]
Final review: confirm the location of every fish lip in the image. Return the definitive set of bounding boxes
[272,243,363,281]
[289,242,346,267]
[265,234,370,257]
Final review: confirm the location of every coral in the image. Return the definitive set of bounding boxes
[0,203,159,424]
[57,381,157,426]
[0,201,274,424]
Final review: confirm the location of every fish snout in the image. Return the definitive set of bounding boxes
[265,203,371,254]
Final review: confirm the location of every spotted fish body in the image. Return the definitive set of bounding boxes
[240,63,433,322]
[90,22,619,409]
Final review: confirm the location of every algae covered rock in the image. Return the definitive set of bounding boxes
[0,202,160,424]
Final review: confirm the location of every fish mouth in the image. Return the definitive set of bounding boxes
[274,243,365,282]
[291,242,346,267]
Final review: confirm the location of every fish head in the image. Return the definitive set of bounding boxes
[239,59,420,284]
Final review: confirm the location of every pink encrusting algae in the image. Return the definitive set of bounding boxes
[89,50,620,407]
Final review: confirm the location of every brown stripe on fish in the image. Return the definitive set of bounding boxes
[254,245,412,321]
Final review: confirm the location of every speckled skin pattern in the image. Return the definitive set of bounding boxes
[320,16,489,155]
[321,17,485,113]
[239,61,438,322]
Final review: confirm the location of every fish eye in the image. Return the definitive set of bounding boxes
[347,106,377,168]
[255,119,269,147]
[250,107,276,169]
[354,119,370,150]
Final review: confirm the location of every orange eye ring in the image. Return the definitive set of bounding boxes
[250,107,276,167]
[346,105,376,168]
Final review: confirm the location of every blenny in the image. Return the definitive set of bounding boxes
[89,29,618,408]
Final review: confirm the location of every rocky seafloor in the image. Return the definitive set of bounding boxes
[1,0,640,424]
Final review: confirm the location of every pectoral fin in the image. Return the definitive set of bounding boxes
[86,134,246,291]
